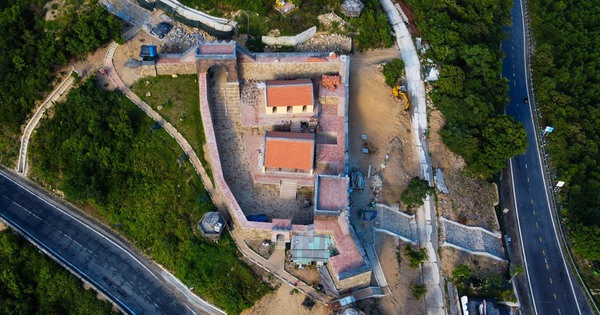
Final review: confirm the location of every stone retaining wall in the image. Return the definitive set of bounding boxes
[328,264,372,293]
[261,26,317,47]
[138,62,197,77]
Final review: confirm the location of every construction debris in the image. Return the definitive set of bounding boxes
[160,24,215,53]
[370,174,383,196]
[317,12,347,31]
[321,75,341,91]
[341,0,365,18]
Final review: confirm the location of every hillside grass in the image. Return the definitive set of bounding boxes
[131,75,213,183]
[29,80,270,314]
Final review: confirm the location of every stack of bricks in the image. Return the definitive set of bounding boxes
[321,75,341,91]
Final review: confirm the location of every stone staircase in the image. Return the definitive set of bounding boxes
[365,244,388,288]
[208,86,227,121]
[279,180,297,199]
[224,83,241,123]
[290,120,301,133]
[276,237,286,249]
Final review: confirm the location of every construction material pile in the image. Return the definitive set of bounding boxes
[370,174,383,196]
[160,24,215,53]
[296,34,352,53]
[341,0,364,18]
[317,12,347,31]
[240,80,260,107]
[322,75,341,91]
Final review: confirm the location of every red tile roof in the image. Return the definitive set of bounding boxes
[264,131,315,171]
[266,79,313,107]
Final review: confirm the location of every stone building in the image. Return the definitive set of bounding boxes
[198,212,226,241]
[264,79,315,115]
[263,131,316,174]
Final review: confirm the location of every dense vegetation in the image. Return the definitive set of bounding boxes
[0,0,122,165]
[0,230,115,314]
[30,81,270,314]
[451,264,516,302]
[528,0,600,300]
[182,0,391,51]
[405,0,528,177]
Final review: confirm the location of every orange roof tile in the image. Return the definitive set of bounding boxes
[264,131,315,170]
[266,79,313,107]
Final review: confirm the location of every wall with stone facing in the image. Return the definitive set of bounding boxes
[262,26,317,47]
[138,62,197,77]
[327,264,372,293]
[240,61,340,81]
[157,62,197,75]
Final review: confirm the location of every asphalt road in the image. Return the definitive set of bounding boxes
[0,169,222,315]
[502,0,594,314]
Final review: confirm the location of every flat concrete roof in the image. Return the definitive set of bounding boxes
[316,175,348,212]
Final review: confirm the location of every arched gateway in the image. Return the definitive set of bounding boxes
[195,40,239,82]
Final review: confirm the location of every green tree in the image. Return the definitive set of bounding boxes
[403,0,522,178]
[475,115,528,177]
[30,81,270,313]
[382,59,405,87]
[401,177,434,210]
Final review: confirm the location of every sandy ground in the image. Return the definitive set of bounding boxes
[242,285,329,315]
[113,31,160,87]
[348,49,418,209]
[347,49,419,240]
[0,221,7,232]
[358,233,426,314]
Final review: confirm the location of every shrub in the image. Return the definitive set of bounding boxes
[404,245,428,268]
[452,264,472,283]
[412,284,427,299]
[400,177,434,210]
[383,59,405,87]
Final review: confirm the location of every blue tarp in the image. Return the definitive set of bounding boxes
[246,214,269,222]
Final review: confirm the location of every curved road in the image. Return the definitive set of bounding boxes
[0,168,223,315]
[503,0,594,314]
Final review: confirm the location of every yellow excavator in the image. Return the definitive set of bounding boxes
[392,85,410,111]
